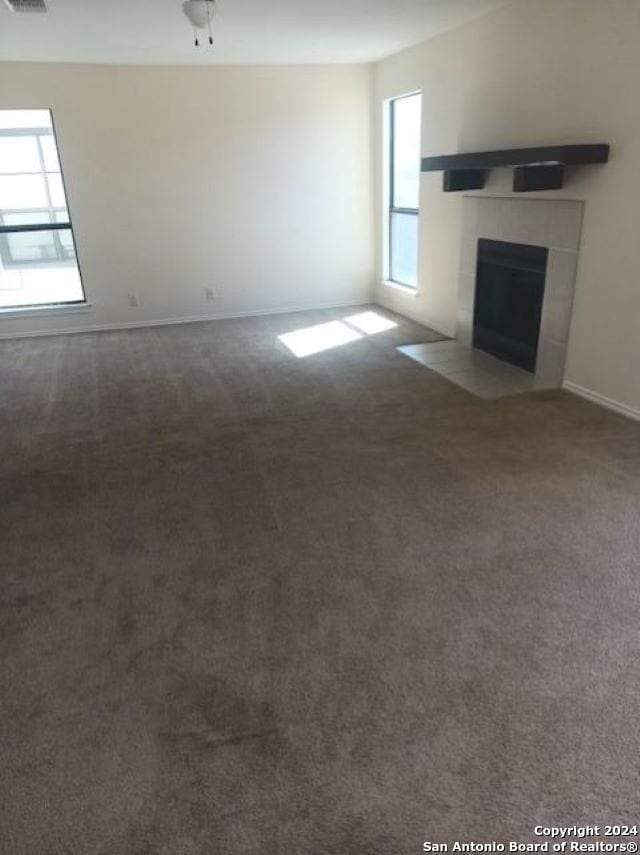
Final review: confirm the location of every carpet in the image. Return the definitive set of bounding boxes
[1,305,639,854]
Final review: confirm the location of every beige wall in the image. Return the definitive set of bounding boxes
[374,0,640,415]
[0,63,374,336]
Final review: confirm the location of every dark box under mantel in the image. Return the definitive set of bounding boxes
[421,144,610,192]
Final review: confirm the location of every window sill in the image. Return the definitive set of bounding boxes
[381,280,419,296]
[0,302,92,320]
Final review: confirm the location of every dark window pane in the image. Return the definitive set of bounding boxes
[390,212,418,288]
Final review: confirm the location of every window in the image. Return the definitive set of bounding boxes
[387,92,422,289]
[0,109,85,310]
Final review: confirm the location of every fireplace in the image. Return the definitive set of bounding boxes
[473,238,548,373]
[457,198,582,389]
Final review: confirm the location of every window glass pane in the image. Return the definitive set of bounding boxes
[6,229,59,263]
[0,136,40,174]
[57,229,76,258]
[0,228,83,308]
[2,226,75,262]
[390,212,418,288]
[3,211,52,226]
[0,174,48,211]
[0,109,52,131]
[0,109,85,308]
[392,93,422,210]
[39,134,60,172]
[47,173,66,208]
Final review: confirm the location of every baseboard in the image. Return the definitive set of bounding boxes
[563,380,640,422]
[0,299,368,341]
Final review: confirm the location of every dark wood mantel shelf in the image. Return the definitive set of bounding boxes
[421,144,610,192]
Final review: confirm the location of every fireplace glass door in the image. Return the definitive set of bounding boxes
[473,239,548,372]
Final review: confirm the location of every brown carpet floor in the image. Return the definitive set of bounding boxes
[1,305,640,854]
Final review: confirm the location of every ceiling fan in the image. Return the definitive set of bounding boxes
[182,0,216,47]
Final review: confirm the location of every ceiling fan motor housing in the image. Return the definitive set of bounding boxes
[182,0,215,29]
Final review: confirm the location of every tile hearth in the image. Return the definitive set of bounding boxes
[397,340,551,399]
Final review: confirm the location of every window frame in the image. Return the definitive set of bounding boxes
[387,91,421,290]
[0,109,87,310]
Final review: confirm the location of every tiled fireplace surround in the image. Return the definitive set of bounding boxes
[457,196,583,387]
[400,197,584,399]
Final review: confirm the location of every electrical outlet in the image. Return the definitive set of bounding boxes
[127,294,139,308]
[205,287,215,302]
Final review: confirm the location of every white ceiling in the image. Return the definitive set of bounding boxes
[0,0,511,66]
